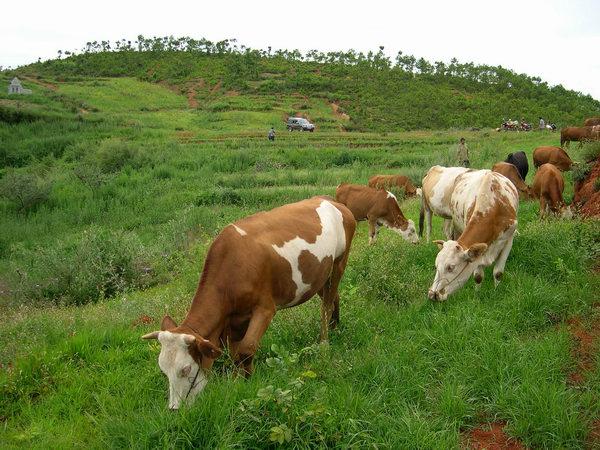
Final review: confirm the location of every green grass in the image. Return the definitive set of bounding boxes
[0,76,599,449]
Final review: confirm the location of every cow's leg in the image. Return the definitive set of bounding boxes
[367,216,380,245]
[320,255,349,342]
[235,306,275,376]
[473,265,485,287]
[493,234,515,287]
[424,207,432,242]
[443,219,453,240]
[539,197,547,219]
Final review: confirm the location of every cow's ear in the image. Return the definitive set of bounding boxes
[196,338,222,359]
[161,315,178,331]
[433,240,445,250]
[466,243,488,261]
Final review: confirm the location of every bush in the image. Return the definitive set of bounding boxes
[0,170,52,212]
[572,163,592,183]
[10,226,151,305]
[94,138,147,173]
[581,141,600,163]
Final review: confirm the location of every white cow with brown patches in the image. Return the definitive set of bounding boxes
[427,169,519,301]
[419,166,471,242]
[142,196,355,409]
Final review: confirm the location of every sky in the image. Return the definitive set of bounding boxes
[2,0,599,100]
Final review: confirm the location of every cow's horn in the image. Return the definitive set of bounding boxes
[141,331,160,340]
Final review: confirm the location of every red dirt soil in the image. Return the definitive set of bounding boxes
[574,159,600,218]
[463,422,526,449]
[567,312,600,386]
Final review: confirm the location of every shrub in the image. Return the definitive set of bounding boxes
[10,226,150,305]
[0,170,52,212]
[73,160,107,191]
[94,139,146,173]
[581,141,600,163]
[572,163,592,183]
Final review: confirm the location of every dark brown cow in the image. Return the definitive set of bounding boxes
[142,196,356,409]
[492,162,531,199]
[584,117,600,127]
[367,174,420,197]
[531,164,572,218]
[335,183,418,245]
[560,126,597,147]
[533,146,573,171]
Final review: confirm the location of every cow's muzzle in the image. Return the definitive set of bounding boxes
[428,288,446,301]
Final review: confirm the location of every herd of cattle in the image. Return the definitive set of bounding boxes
[142,125,594,409]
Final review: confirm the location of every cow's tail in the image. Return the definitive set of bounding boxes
[419,193,425,238]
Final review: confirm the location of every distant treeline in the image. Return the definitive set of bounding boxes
[12,35,600,130]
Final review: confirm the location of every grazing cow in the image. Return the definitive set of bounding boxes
[335,183,418,245]
[142,197,355,409]
[492,162,531,199]
[584,117,600,127]
[428,170,519,301]
[531,163,572,218]
[367,174,420,197]
[419,166,471,242]
[504,151,529,181]
[533,146,573,171]
[560,126,596,147]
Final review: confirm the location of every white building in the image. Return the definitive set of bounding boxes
[8,77,32,95]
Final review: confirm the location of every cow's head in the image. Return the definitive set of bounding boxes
[142,316,222,409]
[397,219,419,244]
[428,240,488,301]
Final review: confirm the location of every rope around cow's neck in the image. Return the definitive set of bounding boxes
[185,366,201,401]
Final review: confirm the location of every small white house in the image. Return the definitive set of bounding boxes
[8,77,32,95]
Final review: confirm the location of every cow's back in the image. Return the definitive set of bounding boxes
[336,183,386,221]
[533,146,572,170]
[422,166,470,218]
[532,163,564,200]
[204,197,355,309]
[451,170,518,234]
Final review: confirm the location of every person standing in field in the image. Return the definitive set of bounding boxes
[268,127,275,141]
[539,117,545,131]
[456,137,470,167]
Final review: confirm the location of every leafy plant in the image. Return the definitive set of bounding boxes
[0,170,52,212]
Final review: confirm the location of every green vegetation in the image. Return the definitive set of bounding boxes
[6,36,599,131]
[0,48,599,448]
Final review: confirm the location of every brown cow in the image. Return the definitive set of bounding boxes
[492,162,531,199]
[531,164,572,218]
[584,117,600,127]
[560,126,596,147]
[533,146,573,171]
[335,183,418,245]
[142,196,356,409]
[368,174,420,197]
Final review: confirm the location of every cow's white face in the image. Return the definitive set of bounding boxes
[157,331,207,410]
[428,240,487,301]
[394,219,419,244]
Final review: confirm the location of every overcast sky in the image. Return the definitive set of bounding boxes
[2,0,599,100]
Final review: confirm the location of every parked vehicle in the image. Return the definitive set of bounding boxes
[287,117,315,132]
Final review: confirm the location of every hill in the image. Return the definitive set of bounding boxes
[5,35,600,131]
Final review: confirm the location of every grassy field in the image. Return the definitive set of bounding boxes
[1,76,599,448]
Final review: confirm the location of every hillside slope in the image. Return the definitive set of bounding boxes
[6,37,599,131]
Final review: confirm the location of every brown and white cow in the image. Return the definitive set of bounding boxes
[533,146,573,171]
[492,162,531,199]
[142,196,355,409]
[531,163,572,218]
[584,117,600,127]
[427,170,519,301]
[419,166,471,242]
[367,174,420,197]
[335,183,418,245]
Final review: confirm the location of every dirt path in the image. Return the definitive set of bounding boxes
[462,422,526,449]
[19,75,58,91]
